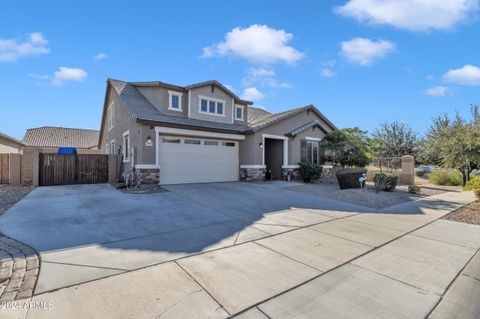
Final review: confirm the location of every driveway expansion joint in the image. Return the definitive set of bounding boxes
[0,234,40,301]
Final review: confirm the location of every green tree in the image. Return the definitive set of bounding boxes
[320,129,369,167]
[372,120,418,157]
[424,106,480,185]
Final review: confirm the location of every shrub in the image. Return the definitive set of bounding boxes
[463,176,480,191]
[474,189,480,200]
[415,170,425,177]
[429,170,463,186]
[408,185,421,193]
[373,173,399,192]
[298,162,322,183]
[336,168,366,189]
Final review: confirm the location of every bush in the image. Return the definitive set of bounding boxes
[463,176,480,191]
[298,162,322,183]
[336,168,366,189]
[429,170,463,186]
[373,173,399,192]
[475,189,480,200]
[408,185,421,194]
[415,170,425,177]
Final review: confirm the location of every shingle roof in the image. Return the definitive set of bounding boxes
[286,120,328,136]
[248,105,337,132]
[23,127,100,149]
[109,79,251,133]
[247,106,271,122]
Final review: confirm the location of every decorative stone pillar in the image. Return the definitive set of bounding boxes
[401,155,415,185]
[135,165,160,184]
[282,166,301,181]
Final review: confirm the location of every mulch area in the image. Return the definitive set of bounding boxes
[0,185,33,215]
[442,201,480,225]
[118,184,168,194]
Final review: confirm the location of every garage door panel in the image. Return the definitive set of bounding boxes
[158,136,239,185]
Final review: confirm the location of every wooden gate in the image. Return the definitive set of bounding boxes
[0,154,9,184]
[39,153,109,186]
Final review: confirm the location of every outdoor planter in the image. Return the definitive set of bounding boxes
[336,168,367,189]
[373,173,399,192]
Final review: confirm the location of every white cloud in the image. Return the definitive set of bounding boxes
[202,24,304,64]
[340,37,395,66]
[242,67,292,88]
[443,65,480,86]
[51,67,88,86]
[241,87,265,101]
[0,32,50,62]
[426,75,435,80]
[424,86,449,97]
[28,73,50,81]
[320,68,336,78]
[93,53,108,60]
[335,0,478,31]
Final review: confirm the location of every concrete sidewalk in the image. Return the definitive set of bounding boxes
[2,186,479,319]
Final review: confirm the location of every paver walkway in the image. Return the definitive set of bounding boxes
[0,184,478,319]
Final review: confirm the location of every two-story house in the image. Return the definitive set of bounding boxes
[98,79,336,185]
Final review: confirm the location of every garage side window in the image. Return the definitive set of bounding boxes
[122,131,130,162]
[306,141,319,164]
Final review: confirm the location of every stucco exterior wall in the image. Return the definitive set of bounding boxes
[189,86,235,124]
[0,136,22,153]
[240,110,334,166]
[100,87,143,171]
[136,86,188,118]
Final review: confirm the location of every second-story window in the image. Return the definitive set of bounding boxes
[107,102,114,130]
[235,105,244,120]
[168,90,183,111]
[199,96,225,116]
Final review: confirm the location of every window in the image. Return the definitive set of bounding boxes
[222,142,235,147]
[199,96,225,116]
[105,144,109,154]
[204,141,219,146]
[122,132,130,162]
[185,139,201,145]
[235,105,244,120]
[162,137,181,144]
[110,140,115,155]
[168,91,183,111]
[107,102,114,130]
[306,141,319,164]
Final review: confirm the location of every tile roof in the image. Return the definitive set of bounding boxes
[23,127,100,149]
[109,79,251,133]
[247,106,271,122]
[286,120,328,136]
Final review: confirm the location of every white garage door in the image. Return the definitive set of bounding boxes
[158,136,239,185]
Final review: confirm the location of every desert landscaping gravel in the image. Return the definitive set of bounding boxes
[0,185,32,215]
[443,201,480,225]
[285,181,459,209]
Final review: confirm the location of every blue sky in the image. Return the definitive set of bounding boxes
[1,0,479,140]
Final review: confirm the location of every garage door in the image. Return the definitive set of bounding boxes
[158,136,239,185]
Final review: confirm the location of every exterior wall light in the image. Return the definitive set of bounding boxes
[259,142,263,149]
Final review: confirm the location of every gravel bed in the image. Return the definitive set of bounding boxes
[442,201,480,225]
[0,185,33,214]
[285,181,459,209]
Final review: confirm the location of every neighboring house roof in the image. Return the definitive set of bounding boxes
[0,131,26,146]
[109,79,251,133]
[23,127,100,149]
[248,105,337,132]
[286,120,328,136]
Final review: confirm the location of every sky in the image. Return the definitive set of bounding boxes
[1,0,479,140]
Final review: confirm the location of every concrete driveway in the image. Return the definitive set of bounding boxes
[0,182,479,318]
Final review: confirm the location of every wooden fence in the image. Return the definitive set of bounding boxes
[0,154,9,184]
[39,153,109,186]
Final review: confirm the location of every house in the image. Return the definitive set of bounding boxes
[23,126,100,154]
[98,79,336,185]
[0,132,25,154]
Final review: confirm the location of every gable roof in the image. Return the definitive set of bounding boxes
[248,105,337,132]
[286,120,328,136]
[23,126,99,149]
[247,106,271,122]
[0,132,26,146]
